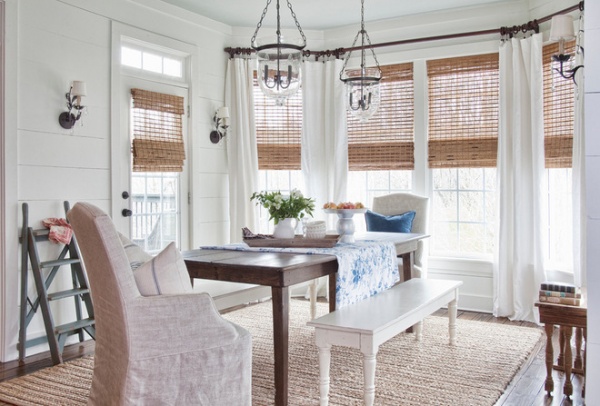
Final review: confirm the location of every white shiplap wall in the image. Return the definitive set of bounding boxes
[2,0,237,361]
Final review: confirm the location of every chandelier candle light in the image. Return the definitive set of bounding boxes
[340,0,382,122]
[251,0,306,106]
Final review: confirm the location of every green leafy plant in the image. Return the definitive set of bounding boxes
[250,189,315,224]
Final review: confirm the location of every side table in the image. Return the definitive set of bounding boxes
[535,302,587,399]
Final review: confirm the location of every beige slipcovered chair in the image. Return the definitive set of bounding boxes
[371,193,429,280]
[67,202,252,405]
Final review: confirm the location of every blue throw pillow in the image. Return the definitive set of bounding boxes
[364,210,416,233]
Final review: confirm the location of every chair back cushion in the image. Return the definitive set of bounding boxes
[134,242,193,296]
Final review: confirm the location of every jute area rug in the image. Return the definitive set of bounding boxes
[0,299,542,406]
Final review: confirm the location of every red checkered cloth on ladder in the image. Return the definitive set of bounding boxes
[42,218,73,244]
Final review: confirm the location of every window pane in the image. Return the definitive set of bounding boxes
[163,57,182,78]
[546,168,573,268]
[122,47,142,69]
[432,168,457,190]
[431,168,495,258]
[368,171,389,190]
[459,223,487,254]
[143,52,163,74]
[458,168,484,190]
[458,191,484,222]
[433,190,457,222]
[432,222,458,252]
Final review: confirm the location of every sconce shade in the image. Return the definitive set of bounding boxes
[550,15,575,41]
[217,106,230,119]
[71,81,87,97]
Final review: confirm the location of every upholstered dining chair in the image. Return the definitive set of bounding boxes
[67,202,252,406]
[371,193,429,280]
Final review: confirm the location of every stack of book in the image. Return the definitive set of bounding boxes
[539,282,581,306]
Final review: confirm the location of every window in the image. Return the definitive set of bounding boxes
[254,77,303,170]
[347,63,415,170]
[346,62,415,228]
[543,41,576,270]
[121,44,184,79]
[427,53,499,257]
[254,79,304,233]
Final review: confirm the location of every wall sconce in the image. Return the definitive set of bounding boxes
[549,14,583,85]
[58,81,87,129]
[209,107,230,144]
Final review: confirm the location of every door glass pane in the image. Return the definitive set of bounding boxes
[130,172,179,254]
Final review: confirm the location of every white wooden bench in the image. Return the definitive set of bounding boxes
[307,278,463,406]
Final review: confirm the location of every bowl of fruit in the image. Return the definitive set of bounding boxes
[322,202,367,243]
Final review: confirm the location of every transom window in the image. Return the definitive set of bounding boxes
[121,42,184,80]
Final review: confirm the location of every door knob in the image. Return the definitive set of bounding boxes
[122,209,132,217]
[122,191,130,199]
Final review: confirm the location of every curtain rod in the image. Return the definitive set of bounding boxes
[225,1,583,59]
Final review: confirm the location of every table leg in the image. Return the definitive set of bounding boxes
[400,252,414,333]
[448,298,458,346]
[328,273,337,313]
[272,286,290,406]
[401,252,414,282]
[574,327,583,370]
[557,328,565,367]
[562,326,573,398]
[583,328,587,398]
[544,323,554,396]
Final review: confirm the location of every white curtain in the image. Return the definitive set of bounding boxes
[572,43,586,290]
[301,59,347,298]
[225,58,259,243]
[301,59,348,220]
[494,33,547,323]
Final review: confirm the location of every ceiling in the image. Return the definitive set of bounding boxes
[157,0,513,30]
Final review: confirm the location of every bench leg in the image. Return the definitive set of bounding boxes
[449,298,458,346]
[309,279,318,320]
[415,320,423,341]
[316,341,332,406]
[362,353,377,406]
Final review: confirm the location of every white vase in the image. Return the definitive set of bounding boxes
[273,218,297,239]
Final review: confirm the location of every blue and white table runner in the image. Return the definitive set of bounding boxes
[201,240,399,309]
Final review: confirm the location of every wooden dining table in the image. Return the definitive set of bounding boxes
[182,231,427,406]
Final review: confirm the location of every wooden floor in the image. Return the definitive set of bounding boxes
[0,307,586,406]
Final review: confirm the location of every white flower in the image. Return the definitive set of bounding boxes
[290,189,302,199]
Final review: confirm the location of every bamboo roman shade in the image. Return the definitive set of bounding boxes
[254,78,303,170]
[131,88,185,172]
[347,63,415,170]
[427,53,499,168]
[542,41,575,168]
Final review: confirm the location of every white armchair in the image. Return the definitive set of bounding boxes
[67,202,252,405]
[371,193,429,280]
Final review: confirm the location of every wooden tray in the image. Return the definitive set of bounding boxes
[244,234,340,248]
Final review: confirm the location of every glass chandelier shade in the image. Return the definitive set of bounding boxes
[251,0,306,106]
[340,0,382,122]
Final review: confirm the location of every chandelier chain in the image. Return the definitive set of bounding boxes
[287,0,307,44]
[251,0,273,45]
[251,0,306,46]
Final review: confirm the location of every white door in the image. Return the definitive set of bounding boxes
[118,77,189,253]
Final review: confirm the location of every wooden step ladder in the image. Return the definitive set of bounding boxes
[18,201,95,364]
